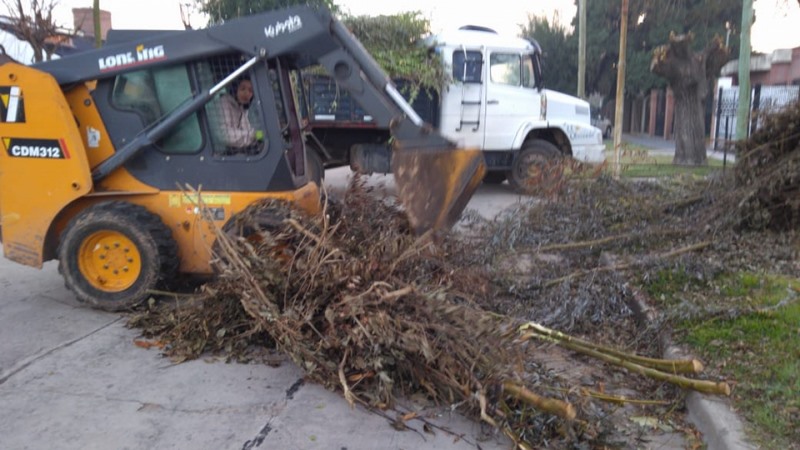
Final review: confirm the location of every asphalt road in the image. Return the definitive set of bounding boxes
[0,168,527,450]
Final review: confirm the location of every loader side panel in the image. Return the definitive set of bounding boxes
[0,63,92,268]
[63,83,159,196]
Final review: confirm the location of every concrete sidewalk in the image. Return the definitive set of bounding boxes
[0,254,508,450]
[621,133,736,162]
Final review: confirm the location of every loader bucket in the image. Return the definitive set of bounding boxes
[392,143,486,234]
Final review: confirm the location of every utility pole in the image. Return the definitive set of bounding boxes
[735,0,754,141]
[613,0,629,179]
[93,0,101,48]
[578,0,587,98]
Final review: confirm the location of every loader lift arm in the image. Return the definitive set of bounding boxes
[34,6,485,232]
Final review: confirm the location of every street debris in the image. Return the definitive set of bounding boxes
[128,100,800,448]
[731,99,800,231]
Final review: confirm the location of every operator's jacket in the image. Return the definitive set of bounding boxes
[215,94,258,148]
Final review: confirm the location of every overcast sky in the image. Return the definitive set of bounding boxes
[23,0,800,55]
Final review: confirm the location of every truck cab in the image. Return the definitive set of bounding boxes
[429,26,605,185]
[303,25,605,194]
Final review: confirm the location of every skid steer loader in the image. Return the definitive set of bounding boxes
[0,6,485,311]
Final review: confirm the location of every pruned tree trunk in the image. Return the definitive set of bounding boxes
[651,32,729,166]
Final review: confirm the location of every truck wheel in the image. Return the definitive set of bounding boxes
[507,140,564,195]
[58,202,178,311]
[306,149,325,185]
[483,171,507,184]
[605,126,612,139]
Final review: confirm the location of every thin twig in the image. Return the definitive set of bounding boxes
[338,349,355,408]
[536,229,684,253]
[381,286,414,301]
[286,218,324,246]
[544,241,712,288]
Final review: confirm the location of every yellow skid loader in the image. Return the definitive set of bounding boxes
[0,6,484,311]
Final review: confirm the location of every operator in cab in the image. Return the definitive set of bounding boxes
[216,77,265,150]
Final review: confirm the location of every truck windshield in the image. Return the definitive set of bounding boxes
[452,50,482,83]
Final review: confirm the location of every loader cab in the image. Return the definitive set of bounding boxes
[90,53,307,193]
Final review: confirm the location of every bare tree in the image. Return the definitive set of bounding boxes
[651,32,729,165]
[1,0,63,62]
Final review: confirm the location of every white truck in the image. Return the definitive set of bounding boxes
[304,25,606,193]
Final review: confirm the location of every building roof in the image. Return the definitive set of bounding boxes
[425,27,536,52]
[721,46,800,76]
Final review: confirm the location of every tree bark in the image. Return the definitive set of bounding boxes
[651,32,729,165]
[673,86,707,165]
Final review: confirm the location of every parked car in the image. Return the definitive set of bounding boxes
[591,106,612,139]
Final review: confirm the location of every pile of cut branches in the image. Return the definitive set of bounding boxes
[732,99,800,230]
[204,180,583,447]
[460,175,709,344]
[124,99,800,449]
[131,177,736,448]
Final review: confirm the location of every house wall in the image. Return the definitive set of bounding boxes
[792,47,800,84]
[646,46,800,139]
[725,46,800,86]
[72,8,112,40]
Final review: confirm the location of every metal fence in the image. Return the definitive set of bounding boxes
[714,84,800,150]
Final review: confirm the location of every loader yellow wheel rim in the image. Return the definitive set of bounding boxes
[77,231,142,292]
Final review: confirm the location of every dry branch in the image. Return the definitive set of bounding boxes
[544,241,711,287]
[520,322,704,374]
[663,195,704,213]
[536,229,684,253]
[545,386,672,406]
[502,381,577,420]
[521,332,730,396]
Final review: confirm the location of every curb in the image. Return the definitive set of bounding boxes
[627,288,756,450]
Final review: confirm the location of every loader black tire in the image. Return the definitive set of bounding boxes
[507,140,564,196]
[211,200,296,275]
[58,202,179,312]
